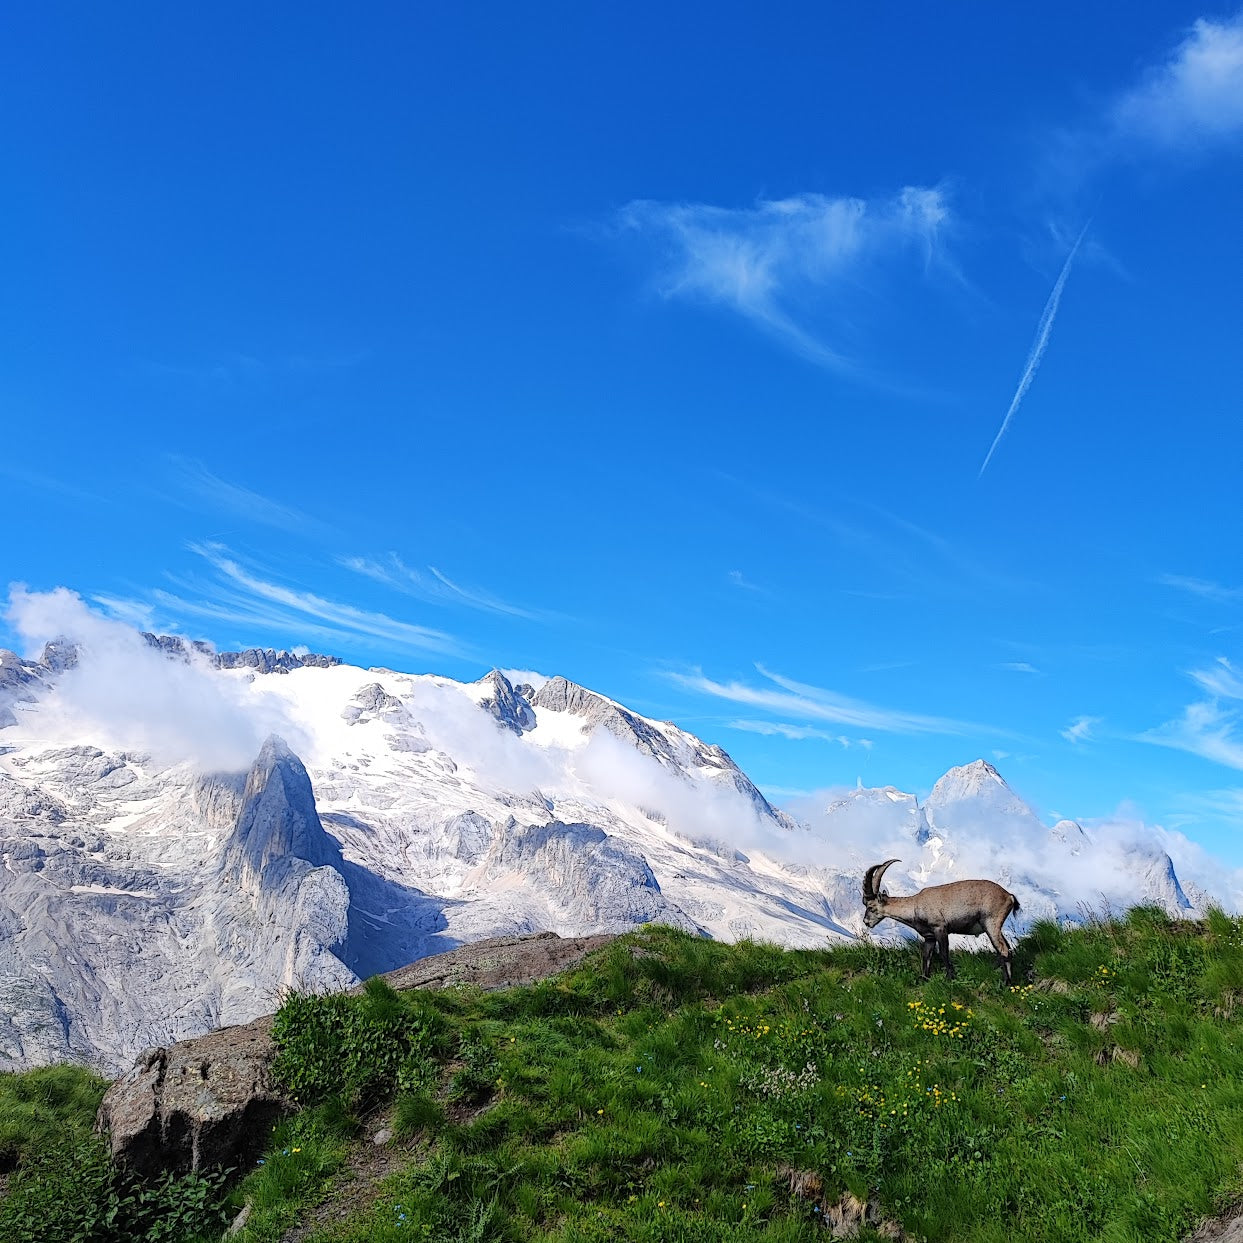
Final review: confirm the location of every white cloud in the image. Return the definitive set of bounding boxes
[785,781,1240,914]
[1160,573,1243,603]
[1001,662,1042,675]
[727,570,768,595]
[616,187,953,372]
[668,665,979,736]
[1110,11,1243,151]
[340,554,551,622]
[1192,656,1243,699]
[188,543,466,659]
[728,719,853,746]
[1061,715,1101,745]
[1146,700,1243,770]
[1144,660,1243,770]
[169,457,328,535]
[4,586,305,771]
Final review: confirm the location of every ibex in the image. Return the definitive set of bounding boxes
[862,859,1021,985]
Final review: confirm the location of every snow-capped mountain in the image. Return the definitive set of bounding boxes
[0,636,1203,1073]
[816,759,1196,922]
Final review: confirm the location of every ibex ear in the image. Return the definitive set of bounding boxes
[881,888,889,898]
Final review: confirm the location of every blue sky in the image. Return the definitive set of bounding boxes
[4,4,1243,862]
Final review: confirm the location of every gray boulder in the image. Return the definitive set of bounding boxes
[96,1014,281,1177]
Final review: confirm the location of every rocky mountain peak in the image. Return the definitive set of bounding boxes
[223,736,342,889]
[929,759,1006,799]
[924,759,1041,839]
[140,632,216,662]
[38,637,80,672]
[477,670,537,735]
[214,648,341,674]
[531,676,678,764]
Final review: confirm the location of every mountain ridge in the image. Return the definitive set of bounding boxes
[0,633,1206,1074]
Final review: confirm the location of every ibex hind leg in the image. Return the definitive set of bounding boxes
[988,926,1014,986]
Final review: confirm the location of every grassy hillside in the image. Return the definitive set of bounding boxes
[8,908,1243,1241]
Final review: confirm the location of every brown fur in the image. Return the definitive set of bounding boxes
[862,859,1020,984]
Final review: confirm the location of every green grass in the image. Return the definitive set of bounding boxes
[11,909,1243,1241]
[0,1063,109,1169]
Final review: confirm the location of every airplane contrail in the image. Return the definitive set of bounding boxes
[979,220,1092,478]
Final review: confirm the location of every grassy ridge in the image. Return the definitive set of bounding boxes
[8,909,1243,1241]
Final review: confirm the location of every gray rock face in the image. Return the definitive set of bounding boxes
[341,682,411,726]
[532,676,679,760]
[214,648,340,674]
[140,632,216,662]
[0,649,50,727]
[0,733,354,1075]
[485,819,700,933]
[531,675,789,826]
[477,670,536,734]
[223,737,344,885]
[37,639,79,673]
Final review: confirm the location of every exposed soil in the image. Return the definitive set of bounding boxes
[1184,1203,1243,1243]
[277,1121,425,1243]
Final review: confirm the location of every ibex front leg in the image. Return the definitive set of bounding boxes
[937,929,955,979]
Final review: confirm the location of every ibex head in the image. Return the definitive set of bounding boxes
[861,858,900,928]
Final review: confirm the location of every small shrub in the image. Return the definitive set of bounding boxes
[0,1134,230,1243]
[271,979,446,1106]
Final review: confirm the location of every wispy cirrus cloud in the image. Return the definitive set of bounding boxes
[169,457,330,536]
[1143,657,1243,770]
[1049,10,1243,182]
[138,542,467,659]
[1191,657,1243,700]
[1160,573,1243,604]
[1061,715,1101,745]
[726,570,769,596]
[728,719,855,747]
[668,664,978,737]
[1109,11,1243,153]
[615,187,953,374]
[1145,701,1243,770]
[1002,662,1043,676]
[340,553,552,621]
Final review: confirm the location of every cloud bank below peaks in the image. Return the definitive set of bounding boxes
[4,586,307,772]
[615,187,953,375]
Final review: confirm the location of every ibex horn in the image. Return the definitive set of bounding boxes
[863,858,901,901]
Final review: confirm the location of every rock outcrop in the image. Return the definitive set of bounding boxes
[96,1014,280,1178]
